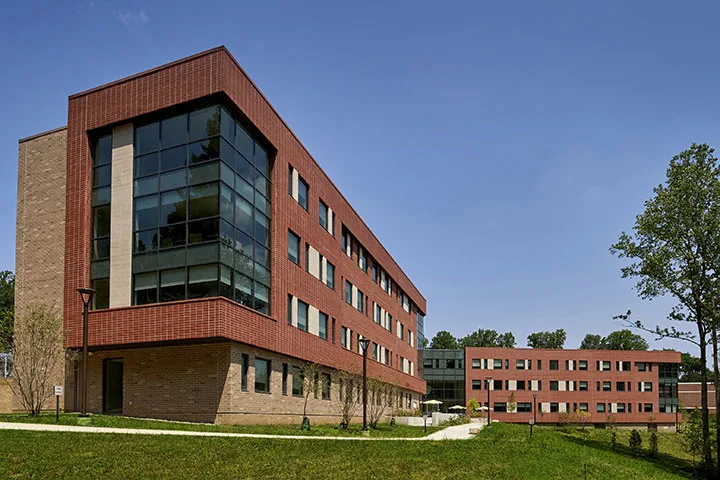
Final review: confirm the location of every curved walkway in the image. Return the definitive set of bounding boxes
[0,421,480,441]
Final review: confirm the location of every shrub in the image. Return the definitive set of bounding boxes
[648,432,658,457]
[611,431,617,451]
[467,399,481,418]
[629,429,643,456]
[440,417,471,427]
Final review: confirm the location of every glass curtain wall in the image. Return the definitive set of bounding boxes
[131,104,272,314]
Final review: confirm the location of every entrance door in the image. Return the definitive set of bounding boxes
[103,358,123,414]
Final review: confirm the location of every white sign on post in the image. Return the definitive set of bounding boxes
[54,385,63,396]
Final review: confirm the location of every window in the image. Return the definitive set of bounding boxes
[516,360,526,370]
[322,373,331,400]
[241,354,249,391]
[494,403,507,413]
[288,230,300,265]
[493,359,502,369]
[579,381,588,391]
[298,176,308,210]
[517,403,532,413]
[578,360,588,371]
[550,360,559,370]
[282,363,288,396]
[636,362,647,372]
[297,300,308,332]
[550,403,559,413]
[472,359,482,369]
[550,381,559,391]
[517,380,526,391]
[356,289,364,312]
[596,403,606,413]
[326,261,335,290]
[578,403,588,412]
[319,200,329,232]
[331,318,336,344]
[617,403,626,413]
[597,360,611,371]
[254,358,270,393]
[292,367,303,396]
[603,381,611,392]
[493,379,503,390]
[472,380,482,390]
[91,134,112,310]
[537,359,542,370]
[319,312,328,340]
[288,166,308,210]
[372,265,378,282]
[359,249,367,272]
[641,382,653,392]
[132,105,272,315]
[341,326,348,349]
[644,403,653,413]
[345,281,352,304]
[616,381,625,392]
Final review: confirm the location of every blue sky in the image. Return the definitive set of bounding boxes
[2,0,718,353]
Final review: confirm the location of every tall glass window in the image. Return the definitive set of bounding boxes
[91,134,112,309]
[131,104,272,314]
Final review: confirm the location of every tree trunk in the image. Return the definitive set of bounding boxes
[699,321,713,475]
[713,322,720,479]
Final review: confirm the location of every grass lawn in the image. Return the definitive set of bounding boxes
[0,413,440,438]
[0,422,695,479]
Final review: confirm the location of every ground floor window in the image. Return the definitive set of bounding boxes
[255,358,270,393]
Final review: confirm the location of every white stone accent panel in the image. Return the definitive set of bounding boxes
[308,305,319,335]
[307,245,320,278]
[109,123,133,308]
[291,168,299,201]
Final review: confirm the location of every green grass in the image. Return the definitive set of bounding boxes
[0,422,695,479]
[0,413,440,438]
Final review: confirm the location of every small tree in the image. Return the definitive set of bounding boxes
[367,378,389,428]
[467,398,480,418]
[10,304,64,416]
[649,432,659,457]
[333,370,359,429]
[629,429,643,456]
[576,409,590,430]
[683,409,705,465]
[611,430,617,451]
[507,392,516,414]
[296,362,322,429]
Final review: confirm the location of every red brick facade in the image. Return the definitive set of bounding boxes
[679,382,717,412]
[465,347,680,426]
[63,46,425,399]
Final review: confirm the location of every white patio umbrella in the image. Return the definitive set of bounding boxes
[422,399,443,413]
[448,405,466,410]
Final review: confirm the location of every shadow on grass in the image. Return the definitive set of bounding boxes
[560,432,697,479]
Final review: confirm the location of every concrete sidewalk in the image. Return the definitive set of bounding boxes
[0,421,481,441]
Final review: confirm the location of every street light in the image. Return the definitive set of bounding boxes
[533,394,537,424]
[77,287,95,416]
[485,376,492,425]
[359,337,371,431]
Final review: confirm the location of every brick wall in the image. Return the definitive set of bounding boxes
[679,382,716,411]
[15,128,68,411]
[72,341,416,424]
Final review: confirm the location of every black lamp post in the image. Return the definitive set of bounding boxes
[486,376,492,425]
[77,287,95,416]
[359,337,370,431]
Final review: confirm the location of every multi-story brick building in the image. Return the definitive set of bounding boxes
[678,382,718,412]
[463,347,680,427]
[14,46,426,424]
[422,347,681,427]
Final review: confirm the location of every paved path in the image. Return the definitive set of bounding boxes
[0,421,481,441]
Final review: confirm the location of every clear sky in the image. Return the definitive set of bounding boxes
[2,0,718,353]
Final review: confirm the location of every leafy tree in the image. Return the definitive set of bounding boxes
[296,362,323,429]
[0,270,14,352]
[458,329,516,348]
[333,370,360,429]
[611,430,617,451]
[680,352,713,382]
[648,432,659,458]
[602,330,649,350]
[579,330,648,350]
[629,429,643,456]
[429,330,459,349]
[579,334,603,350]
[507,392,516,414]
[526,329,566,349]
[683,409,706,465]
[610,144,720,473]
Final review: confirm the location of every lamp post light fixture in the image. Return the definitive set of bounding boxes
[359,337,371,431]
[77,287,95,417]
[485,376,492,425]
